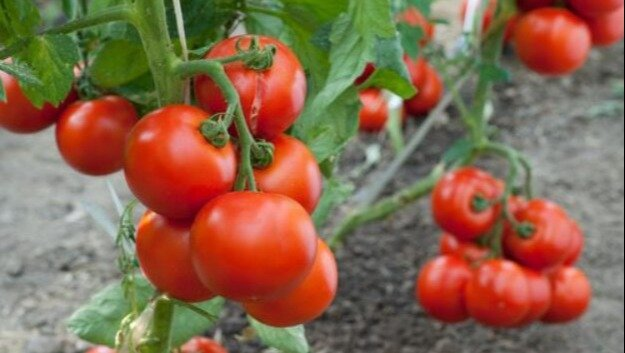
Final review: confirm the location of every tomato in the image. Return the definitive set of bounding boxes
[124,105,237,220]
[85,347,115,353]
[195,35,306,139]
[503,199,573,270]
[564,220,585,266]
[254,134,322,213]
[465,259,531,327]
[542,267,592,323]
[136,211,215,303]
[416,256,473,323]
[355,63,376,85]
[439,232,490,263]
[404,56,428,90]
[181,337,228,353]
[431,167,503,242]
[515,268,552,326]
[0,70,77,134]
[404,60,443,117]
[461,0,497,33]
[244,239,338,327]
[517,0,555,12]
[567,0,624,17]
[358,89,389,132]
[56,96,138,176]
[514,8,591,76]
[399,7,436,45]
[191,192,318,302]
[583,6,625,47]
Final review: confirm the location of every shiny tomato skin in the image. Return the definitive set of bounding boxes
[124,105,237,220]
[0,71,77,134]
[254,134,322,213]
[503,199,573,270]
[542,267,592,323]
[514,8,592,76]
[85,347,116,353]
[136,211,215,303]
[358,89,389,132]
[194,35,306,139]
[515,268,552,326]
[416,256,473,323]
[564,220,585,266]
[568,0,624,17]
[465,259,531,327]
[404,56,428,93]
[181,337,228,353]
[191,192,318,302]
[405,61,443,117]
[244,239,338,327]
[56,96,138,176]
[517,0,556,11]
[432,167,503,242]
[399,7,436,45]
[439,232,490,263]
[583,6,625,46]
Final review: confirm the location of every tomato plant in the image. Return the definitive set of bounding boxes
[358,89,389,132]
[583,6,625,47]
[567,0,624,17]
[542,267,592,323]
[404,59,444,117]
[439,232,490,263]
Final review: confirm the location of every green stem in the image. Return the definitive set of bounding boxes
[44,5,134,34]
[171,299,219,322]
[328,164,445,250]
[139,297,174,353]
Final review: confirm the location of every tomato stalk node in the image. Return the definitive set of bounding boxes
[199,118,230,148]
[251,140,275,169]
[471,195,493,213]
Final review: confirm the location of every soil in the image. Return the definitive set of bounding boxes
[1,12,623,353]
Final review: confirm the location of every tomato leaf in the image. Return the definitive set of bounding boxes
[249,317,310,353]
[442,138,475,165]
[0,0,41,43]
[359,37,415,97]
[479,63,511,83]
[89,39,150,89]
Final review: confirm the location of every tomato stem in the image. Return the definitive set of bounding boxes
[138,297,174,353]
[170,298,219,322]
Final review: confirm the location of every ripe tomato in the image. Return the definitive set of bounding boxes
[399,7,436,45]
[405,60,443,116]
[431,167,503,242]
[568,0,624,17]
[136,211,215,303]
[85,347,115,353]
[358,89,389,132]
[439,233,490,263]
[56,96,138,176]
[461,0,497,33]
[244,239,338,327]
[514,8,591,76]
[515,268,552,326]
[124,105,237,220]
[564,220,585,266]
[416,256,473,323]
[191,192,318,302]
[503,199,573,270]
[0,70,77,134]
[465,259,531,327]
[254,134,322,213]
[517,0,555,12]
[194,35,306,139]
[583,6,625,47]
[542,267,592,323]
[404,56,428,90]
[181,337,228,353]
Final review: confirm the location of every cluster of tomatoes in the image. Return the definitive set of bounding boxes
[1,35,338,329]
[357,7,444,133]
[416,167,592,327]
[87,336,227,353]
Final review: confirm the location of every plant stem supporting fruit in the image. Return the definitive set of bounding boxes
[139,297,174,353]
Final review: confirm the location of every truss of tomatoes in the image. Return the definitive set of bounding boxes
[1,35,338,329]
[416,167,592,327]
[86,336,228,353]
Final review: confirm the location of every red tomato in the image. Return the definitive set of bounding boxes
[358,89,389,132]
[583,6,625,46]
[124,105,237,220]
[515,268,552,326]
[404,56,428,90]
[191,192,318,302]
[136,211,215,303]
[0,70,77,134]
[465,259,531,327]
[416,256,473,323]
[86,347,115,353]
[56,96,138,176]
[405,61,443,116]
[431,167,503,242]
[461,0,498,33]
[254,134,322,213]
[399,7,436,45]
[439,232,490,263]
[355,63,376,85]
[567,0,624,17]
[181,337,228,353]
[503,199,573,270]
[194,35,306,139]
[517,0,556,11]
[514,8,592,76]
[244,239,338,327]
[542,267,592,323]
[564,220,585,266]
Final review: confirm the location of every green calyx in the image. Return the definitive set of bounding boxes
[235,36,277,71]
[251,140,275,169]
[471,195,492,213]
[199,117,230,148]
[516,222,536,239]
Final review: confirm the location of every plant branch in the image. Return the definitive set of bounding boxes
[171,298,219,322]
[45,5,134,34]
[138,297,174,353]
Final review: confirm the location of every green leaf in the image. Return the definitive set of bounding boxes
[0,61,41,87]
[442,138,475,166]
[479,63,510,83]
[397,22,423,59]
[171,298,225,347]
[14,34,79,108]
[360,37,416,98]
[90,40,150,89]
[62,0,79,19]
[249,317,310,353]
[0,0,41,43]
